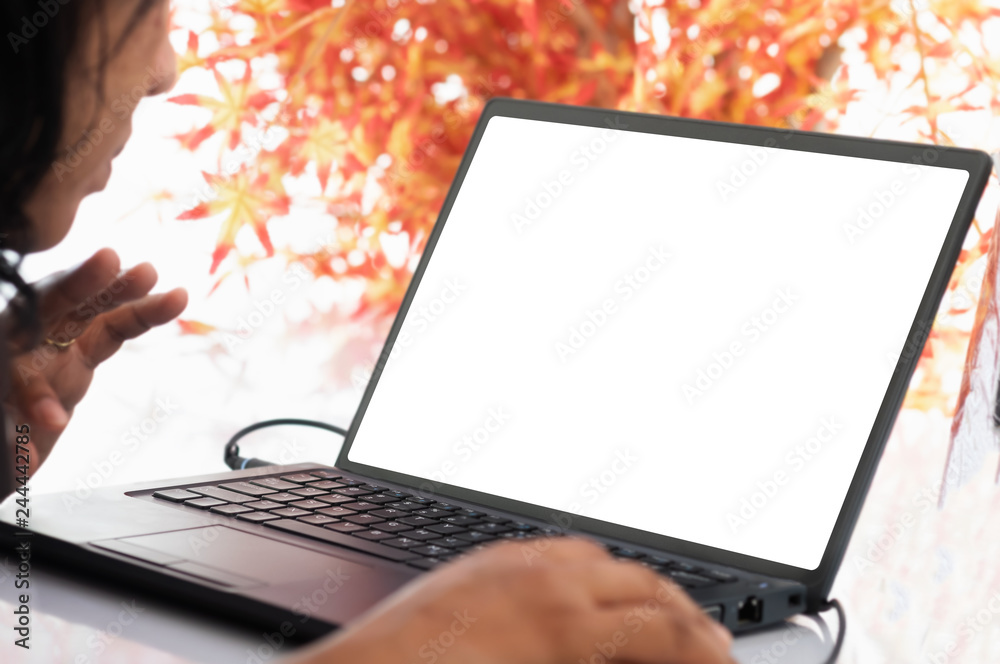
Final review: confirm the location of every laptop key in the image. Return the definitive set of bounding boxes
[454,531,494,543]
[510,522,537,531]
[337,479,367,487]
[316,494,355,505]
[354,530,394,541]
[400,529,438,541]
[668,561,699,573]
[153,489,201,502]
[470,523,511,534]
[667,571,715,588]
[381,491,410,499]
[426,523,466,535]
[316,506,356,518]
[440,516,480,526]
[184,497,226,509]
[371,508,407,520]
[383,537,421,549]
[210,504,254,515]
[343,514,385,526]
[297,514,339,526]
[271,507,312,518]
[431,502,459,511]
[306,480,346,490]
[387,501,423,511]
[280,474,320,484]
[398,516,435,527]
[362,494,400,504]
[333,487,374,497]
[611,547,643,559]
[189,486,255,503]
[340,501,379,512]
[411,545,453,558]
[429,537,472,549]
[219,481,276,497]
[378,521,413,533]
[244,500,284,510]
[290,487,328,497]
[266,492,305,503]
[414,508,451,519]
[237,511,281,523]
[250,478,300,491]
[454,509,485,517]
[325,522,366,533]
[263,520,418,562]
[481,515,511,524]
[497,531,536,540]
[308,470,342,479]
[700,569,738,583]
[288,499,327,511]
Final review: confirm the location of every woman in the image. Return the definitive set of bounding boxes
[0,1,735,662]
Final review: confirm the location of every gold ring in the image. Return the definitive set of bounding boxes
[44,337,76,350]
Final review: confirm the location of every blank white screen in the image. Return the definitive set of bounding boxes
[349,115,970,570]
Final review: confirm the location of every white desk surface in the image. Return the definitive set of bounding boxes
[0,556,838,663]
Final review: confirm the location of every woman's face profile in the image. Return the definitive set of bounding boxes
[23,0,177,252]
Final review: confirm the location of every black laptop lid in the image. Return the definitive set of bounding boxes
[337,98,991,603]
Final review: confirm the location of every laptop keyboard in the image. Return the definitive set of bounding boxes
[149,470,738,588]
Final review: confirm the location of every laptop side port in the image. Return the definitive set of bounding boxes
[737,596,764,624]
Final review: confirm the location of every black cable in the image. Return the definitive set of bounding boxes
[223,418,348,470]
[812,598,845,664]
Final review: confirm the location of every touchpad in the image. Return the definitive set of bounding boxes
[116,526,373,586]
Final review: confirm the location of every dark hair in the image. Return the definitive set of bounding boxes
[0,0,159,346]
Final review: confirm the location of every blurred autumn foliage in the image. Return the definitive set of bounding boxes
[170,0,1000,412]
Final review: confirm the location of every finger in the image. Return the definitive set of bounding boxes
[46,262,160,340]
[593,590,735,664]
[14,370,70,432]
[77,288,188,367]
[34,248,121,329]
[572,560,674,606]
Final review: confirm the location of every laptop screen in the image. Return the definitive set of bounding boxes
[347,114,970,570]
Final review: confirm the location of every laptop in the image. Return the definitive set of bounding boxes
[1,99,991,640]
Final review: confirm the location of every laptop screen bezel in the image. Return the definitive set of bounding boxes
[335,97,992,606]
